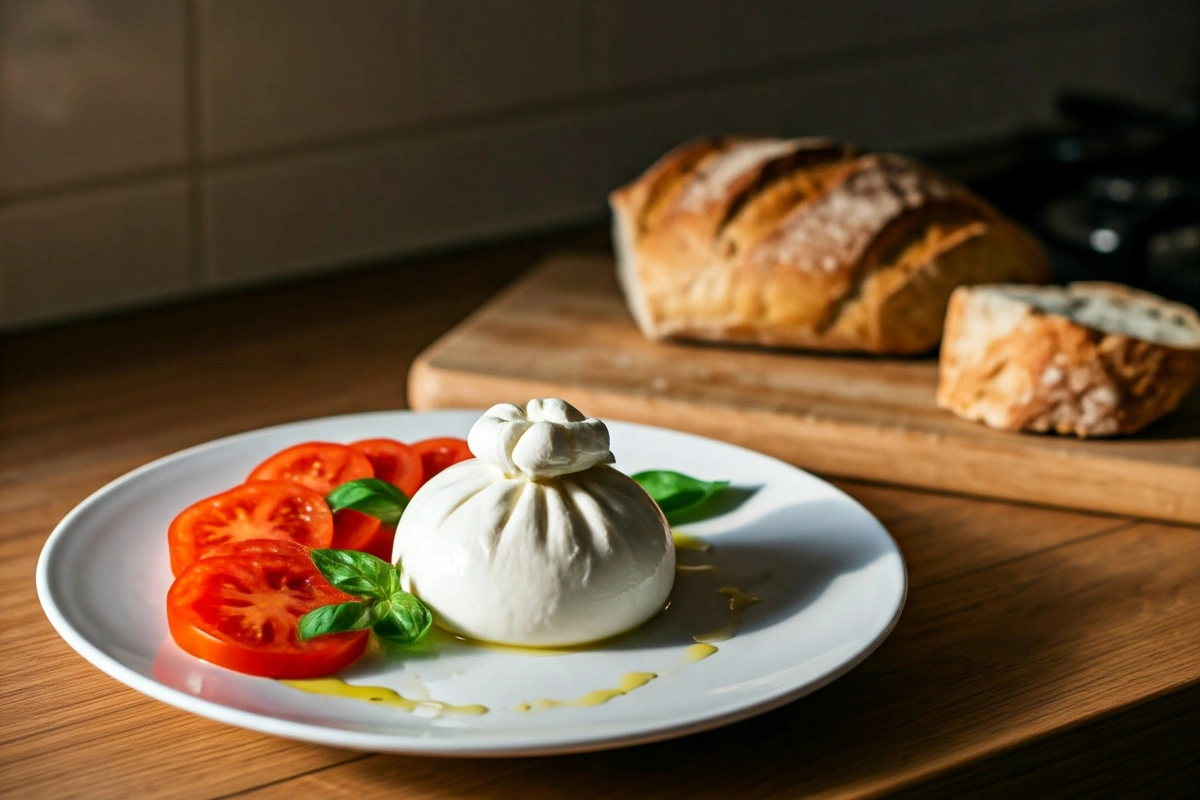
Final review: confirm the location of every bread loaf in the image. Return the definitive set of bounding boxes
[937,283,1200,437]
[610,136,1049,354]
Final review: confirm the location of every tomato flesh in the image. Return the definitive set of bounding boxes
[204,539,313,560]
[248,442,374,495]
[350,438,423,499]
[362,525,397,562]
[331,509,382,552]
[167,551,369,678]
[168,481,334,577]
[248,441,382,555]
[411,437,473,486]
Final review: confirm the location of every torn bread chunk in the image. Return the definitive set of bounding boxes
[937,282,1200,437]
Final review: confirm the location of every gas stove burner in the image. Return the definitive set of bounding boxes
[1087,174,1185,206]
[1040,176,1198,256]
[1038,174,1192,252]
[1036,170,1200,302]
[1040,193,1123,254]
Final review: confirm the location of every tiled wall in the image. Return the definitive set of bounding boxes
[1,0,1197,329]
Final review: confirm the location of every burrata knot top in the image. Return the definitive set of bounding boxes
[467,398,614,479]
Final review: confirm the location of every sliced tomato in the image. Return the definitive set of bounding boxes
[205,539,313,560]
[167,550,368,678]
[331,509,381,552]
[350,438,422,499]
[361,525,397,562]
[411,437,473,486]
[249,441,381,554]
[168,481,333,577]
[178,500,381,558]
[247,441,374,495]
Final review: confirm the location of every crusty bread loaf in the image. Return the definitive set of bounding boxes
[937,283,1200,437]
[610,136,1049,354]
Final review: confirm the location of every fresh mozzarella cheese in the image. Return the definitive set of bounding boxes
[393,399,675,647]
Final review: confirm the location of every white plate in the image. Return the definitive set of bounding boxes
[37,410,906,756]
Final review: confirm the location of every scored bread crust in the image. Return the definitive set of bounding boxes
[610,136,1049,354]
[937,283,1200,437]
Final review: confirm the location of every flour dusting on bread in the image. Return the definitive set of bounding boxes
[676,139,808,212]
[754,155,955,275]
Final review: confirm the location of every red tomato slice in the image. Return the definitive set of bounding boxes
[361,525,397,562]
[167,551,368,678]
[248,441,375,495]
[411,437,473,486]
[350,438,423,499]
[331,509,382,553]
[204,539,313,560]
[249,442,379,554]
[168,481,333,577]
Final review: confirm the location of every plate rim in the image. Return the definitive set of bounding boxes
[36,408,907,756]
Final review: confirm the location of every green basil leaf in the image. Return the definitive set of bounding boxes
[371,592,433,645]
[298,601,376,640]
[326,478,409,524]
[310,548,396,600]
[633,471,731,518]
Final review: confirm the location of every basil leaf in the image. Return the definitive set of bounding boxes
[326,478,409,525]
[298,601,376,640]
[310,548,396,600]
[371,592,433,644]
[633,471,731,518]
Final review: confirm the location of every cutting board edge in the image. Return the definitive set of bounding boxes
[409,354,1200,525]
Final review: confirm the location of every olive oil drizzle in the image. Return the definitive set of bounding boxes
[694,586,761,643]
[683,642,719,662]
[280,677,488,715]
[672,531,712,552]
[513,672,658,712]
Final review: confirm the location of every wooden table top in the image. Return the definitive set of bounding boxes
[2,227,1197,799]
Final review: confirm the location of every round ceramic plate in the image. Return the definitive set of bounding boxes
[37,410,905,756]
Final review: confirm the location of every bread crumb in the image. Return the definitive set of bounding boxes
[1089,386,1118,407]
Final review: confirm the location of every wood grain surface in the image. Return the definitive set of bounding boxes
[410,253,1200,525]
[1,229,1197,799]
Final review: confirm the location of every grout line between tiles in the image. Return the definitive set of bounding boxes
[411,0,428,124]
[0,165,191,208]
[182,0,207,288]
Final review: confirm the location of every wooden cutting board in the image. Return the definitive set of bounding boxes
[409,253,1200,524]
